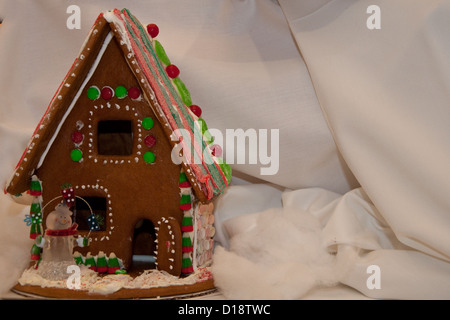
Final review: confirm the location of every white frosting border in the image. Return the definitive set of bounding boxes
[37,32,114,169]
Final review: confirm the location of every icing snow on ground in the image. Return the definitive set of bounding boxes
[18,265,212,295]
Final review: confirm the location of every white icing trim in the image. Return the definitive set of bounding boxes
[37,32,114,169]
[103,11,133,52]
[86,103,141,165]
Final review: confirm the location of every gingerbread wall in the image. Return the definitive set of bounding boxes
[36,33,183,274]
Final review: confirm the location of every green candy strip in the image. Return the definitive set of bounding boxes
[120,9,229,197]
[152,33,194,109]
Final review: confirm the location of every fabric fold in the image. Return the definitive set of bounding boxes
[277,0,450,263]
[212,185,450,299]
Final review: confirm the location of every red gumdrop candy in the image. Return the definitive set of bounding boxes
[166,64,180,79]
[211,144,222,157]
[101,87,113,100]
[189,105,202,117]
[147,24,159,38]
[72,131,84,144]
[128,87,141,100]
[144,135,157,148]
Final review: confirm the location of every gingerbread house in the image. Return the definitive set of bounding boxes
[5,8,231,279]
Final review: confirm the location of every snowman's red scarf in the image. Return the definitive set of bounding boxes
[45,223,78,236]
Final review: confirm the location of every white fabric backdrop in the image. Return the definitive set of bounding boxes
[280,0,450,262]
[214,0,450,299]
[1,0,449,300]
[279,0,450,298]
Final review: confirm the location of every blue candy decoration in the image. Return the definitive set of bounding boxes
[24,214,32,226]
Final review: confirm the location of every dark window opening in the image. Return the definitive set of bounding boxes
[97,120,133,155]
[74,196,107,231]
[132,219,156,271]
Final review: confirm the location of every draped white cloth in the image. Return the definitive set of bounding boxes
[1,0,449,299]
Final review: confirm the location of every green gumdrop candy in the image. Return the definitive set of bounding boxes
[142,117,154,130]
[143,151,156,163]
[197,118,207,134]
[87,86,100,100]
[218,159,232,184]
[172,78,192,106]
[115,86,127,99]
[154,40,171,66]
[70,149,83,162]
[203,130,214,145]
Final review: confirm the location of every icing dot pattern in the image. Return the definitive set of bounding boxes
[74,184,114,241]
[86,103,145,165]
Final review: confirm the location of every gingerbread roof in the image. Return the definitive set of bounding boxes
[5,8,230,203]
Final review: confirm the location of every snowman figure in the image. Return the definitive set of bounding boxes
[36,202,88,281]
